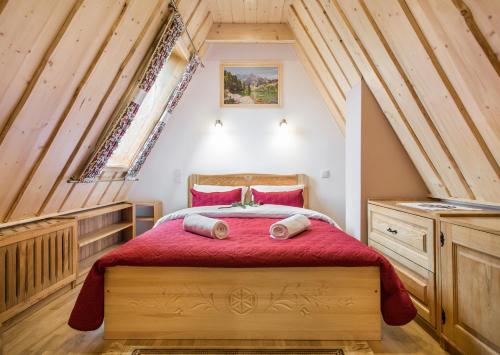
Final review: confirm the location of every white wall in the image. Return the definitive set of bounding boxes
[129,43,346,227]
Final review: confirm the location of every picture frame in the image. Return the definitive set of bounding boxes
[220,62,282,108]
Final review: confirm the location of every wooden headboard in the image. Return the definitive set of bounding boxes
[188,174,308,208]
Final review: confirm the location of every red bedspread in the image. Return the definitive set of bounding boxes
[69,218,416,330]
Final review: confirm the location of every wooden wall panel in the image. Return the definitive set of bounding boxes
[403,0,500,199]
[463,0,500,61]
[336,0,471,199]
[0,0,124,221]
[287,0,499,203]
[0,0,76,129]
[318,0,448,197]
[287,5,344,131]
[8,0,162,221]
[41,2,169,216]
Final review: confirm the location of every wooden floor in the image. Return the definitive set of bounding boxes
[1,285,447,355]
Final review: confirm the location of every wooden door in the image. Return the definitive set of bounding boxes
[440,222,500,355]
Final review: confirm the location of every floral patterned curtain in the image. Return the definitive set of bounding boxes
[76,12,184,182]
[126,55,201,179]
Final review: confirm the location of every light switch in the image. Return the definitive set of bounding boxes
[320,169,330,179]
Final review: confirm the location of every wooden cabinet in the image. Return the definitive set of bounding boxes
[368,203,437,329]
[368,200,500,354]
[440,217,500,355]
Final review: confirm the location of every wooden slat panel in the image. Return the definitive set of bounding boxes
[287,6,344,130]
[269,0,285,23]
[114,181,134,202]
[49,233,56,285]
[16,240,26,303]
[402,0,500,201]
[305,0,360,87]
[231,0,246,23]
[319,0,448,197]
[42,234,50,287]
[99,181,125,206]
[56,230,63,281]
[293,0,350,95]
[0,0,123,222]
[463,0,500,61]
[0,248,6,312]
[7,0,156,222]
[63,230,70,277]
[41,2,167,216]
[0,220,76,322]
[244,0,257,23]
[26,239,35,297]
[338,0,471,199]
[0,0,76,127]
[256,0,270,24]
[206,23,295,43]
[34,236,42,292]
[84,182,111,208]
[6,244,17,308]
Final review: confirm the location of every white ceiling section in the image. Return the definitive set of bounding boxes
[0,0,498,225]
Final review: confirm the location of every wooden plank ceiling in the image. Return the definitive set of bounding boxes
[0,0,498,226]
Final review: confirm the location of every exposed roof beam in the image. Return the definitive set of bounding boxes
[206,23,295,43]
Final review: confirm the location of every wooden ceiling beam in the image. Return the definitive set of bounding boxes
[293,0,349,97]
[320,0,448,197]
[0,0,83,147]
[4,0,130,222]
[38,1,167,216]
[305,0,361,87]
[452,0,499,76]
[206,23,295,43]
[358,0,473,200]
[287,6,345,133]
[399,0,500,201]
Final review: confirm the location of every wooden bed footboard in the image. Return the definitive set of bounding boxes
[104,266,381,340]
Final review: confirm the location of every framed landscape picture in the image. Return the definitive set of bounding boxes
[220,62,282,107]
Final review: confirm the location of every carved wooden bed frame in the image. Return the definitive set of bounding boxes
[104,174,381,340]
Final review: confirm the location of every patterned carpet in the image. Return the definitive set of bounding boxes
[131,350,346,355]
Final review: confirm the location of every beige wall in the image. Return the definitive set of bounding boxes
[346,80,429,243]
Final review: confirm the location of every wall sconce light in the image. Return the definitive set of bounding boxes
[279,118,288,128]
[214,119,223,128]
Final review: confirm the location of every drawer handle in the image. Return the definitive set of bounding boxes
[387,227,398,235]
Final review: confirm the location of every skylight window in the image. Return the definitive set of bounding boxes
[106,50,187,169]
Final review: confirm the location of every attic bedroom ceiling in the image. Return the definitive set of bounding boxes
[0,0,498,225]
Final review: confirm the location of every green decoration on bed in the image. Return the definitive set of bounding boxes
[218,201,262,209]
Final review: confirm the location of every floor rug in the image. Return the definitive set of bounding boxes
[131,350,347,355]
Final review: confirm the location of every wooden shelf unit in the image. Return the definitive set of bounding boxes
[133,201,162,235]
[64,203,135,283]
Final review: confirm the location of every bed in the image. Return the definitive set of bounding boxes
[68,174,416,340]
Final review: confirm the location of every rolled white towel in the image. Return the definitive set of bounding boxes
[183,214,229,239]
[270,214,311,240]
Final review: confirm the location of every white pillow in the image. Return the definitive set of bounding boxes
[193,184,248,203]
[250,185,304,192]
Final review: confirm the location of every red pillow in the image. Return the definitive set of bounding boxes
[191,188,242,207]
[251,189,304,208]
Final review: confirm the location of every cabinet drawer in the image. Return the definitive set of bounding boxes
[368,204,435,271]
[368,239,436,328]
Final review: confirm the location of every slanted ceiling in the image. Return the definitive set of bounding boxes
[0,0,498,226]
